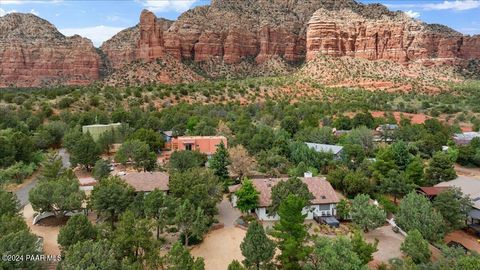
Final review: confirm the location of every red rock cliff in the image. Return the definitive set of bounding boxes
[306,9,480,65]
[0,13,101,88]
[102,1,366,69]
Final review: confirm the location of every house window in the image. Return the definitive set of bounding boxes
[185,143,193,151]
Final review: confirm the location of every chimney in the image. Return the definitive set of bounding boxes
[304,171,313,178]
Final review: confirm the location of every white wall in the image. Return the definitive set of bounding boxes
[255,204,336,221]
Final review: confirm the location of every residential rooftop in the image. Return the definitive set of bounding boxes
[436,176,480,209]
[305,143,343,155]
[251,177,340,207]
[120,171,169,192]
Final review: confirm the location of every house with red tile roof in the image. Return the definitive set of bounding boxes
[233,175,340,221]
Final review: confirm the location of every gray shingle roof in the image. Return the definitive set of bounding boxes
[305,143,343,155]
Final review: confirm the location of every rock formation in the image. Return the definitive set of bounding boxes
[102,0,370,69]
[0,13,101,88]
[1,0,480,88]
[306,9,480,65]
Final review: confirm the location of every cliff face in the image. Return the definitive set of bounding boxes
[0,13,101,88]
[2,0,480,88]
[306,9,480,65]
[102,0,373,69]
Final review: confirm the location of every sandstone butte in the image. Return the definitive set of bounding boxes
[306,8,480,66]
[0,13,101,88]
[0,0,479,88]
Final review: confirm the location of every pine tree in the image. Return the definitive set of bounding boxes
[240,221,275,270]
[210,141,230,181]
[228,260,246,270]
[350,230,378,264]
[271,194,310,270]
[175,200,209,247]
[166,242,205,270]
[401,229,431,264]
[58,215,96,252]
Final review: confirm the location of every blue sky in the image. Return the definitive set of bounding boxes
[1,0,479,47]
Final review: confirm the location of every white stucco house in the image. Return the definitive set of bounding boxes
[232,175,340,221]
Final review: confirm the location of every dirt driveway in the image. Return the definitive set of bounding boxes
[191,196,245,270]
[22,204,61,256]
[365,225,405,263]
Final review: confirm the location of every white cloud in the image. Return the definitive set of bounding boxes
[0,8,17,16]
[59,25,125,47]
[424,0,480,11]
[106,15,120,22]
[387,1,480,11]
[404,10,420,18]
[138,0,198,13]
[1,0,62,5]
[0,7,39,16]
[29,8,39,16]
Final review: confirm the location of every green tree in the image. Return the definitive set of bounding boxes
[129,128,165,153]
[92,159,111,180]
[228,260,246,270]
[352,113,375,129]
[342,143,366,170]
[240,221,275,270]
[113,211,158,264]
[433,187,473,231]
[380,170,415,203]
[144,189,176,239]
[60,240,119,270]
[257,147,290,177]
[281,116,300,136]
[0,188,19,217]
[390,141,412,170]
[175,200,209,247]
[235,178,259,214]
[62,128,83,153]
[0,215,28,236]
[336,199,351,221]
[58,214,96,252]
[90,176,135,229]
[326,166,349,192]
[97,129,116,154]
[70,133,101,170]
[350,194,386,232]
[401,229,431,264]
[115,140,157,171]
[405,156,424,186]
[351,230,378,264]
[0,230,42,270]
[304,236,367,270]
[29,171,85,218]
[424,151,456,186]
[166,242,205,270]
[38,151,65,181]
[344,171,372,197]
[168,150,207,172]
[295,126,335,145]
[169,168,222,217]
[395,192,446,242]
[269,177,314,214]
[209,141,230,181]
[344,127,374,155]
[271,195,310,270]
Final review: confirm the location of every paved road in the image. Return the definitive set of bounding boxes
[14,148,71,207]
[216,195,241,227]
[58,148,71,169]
